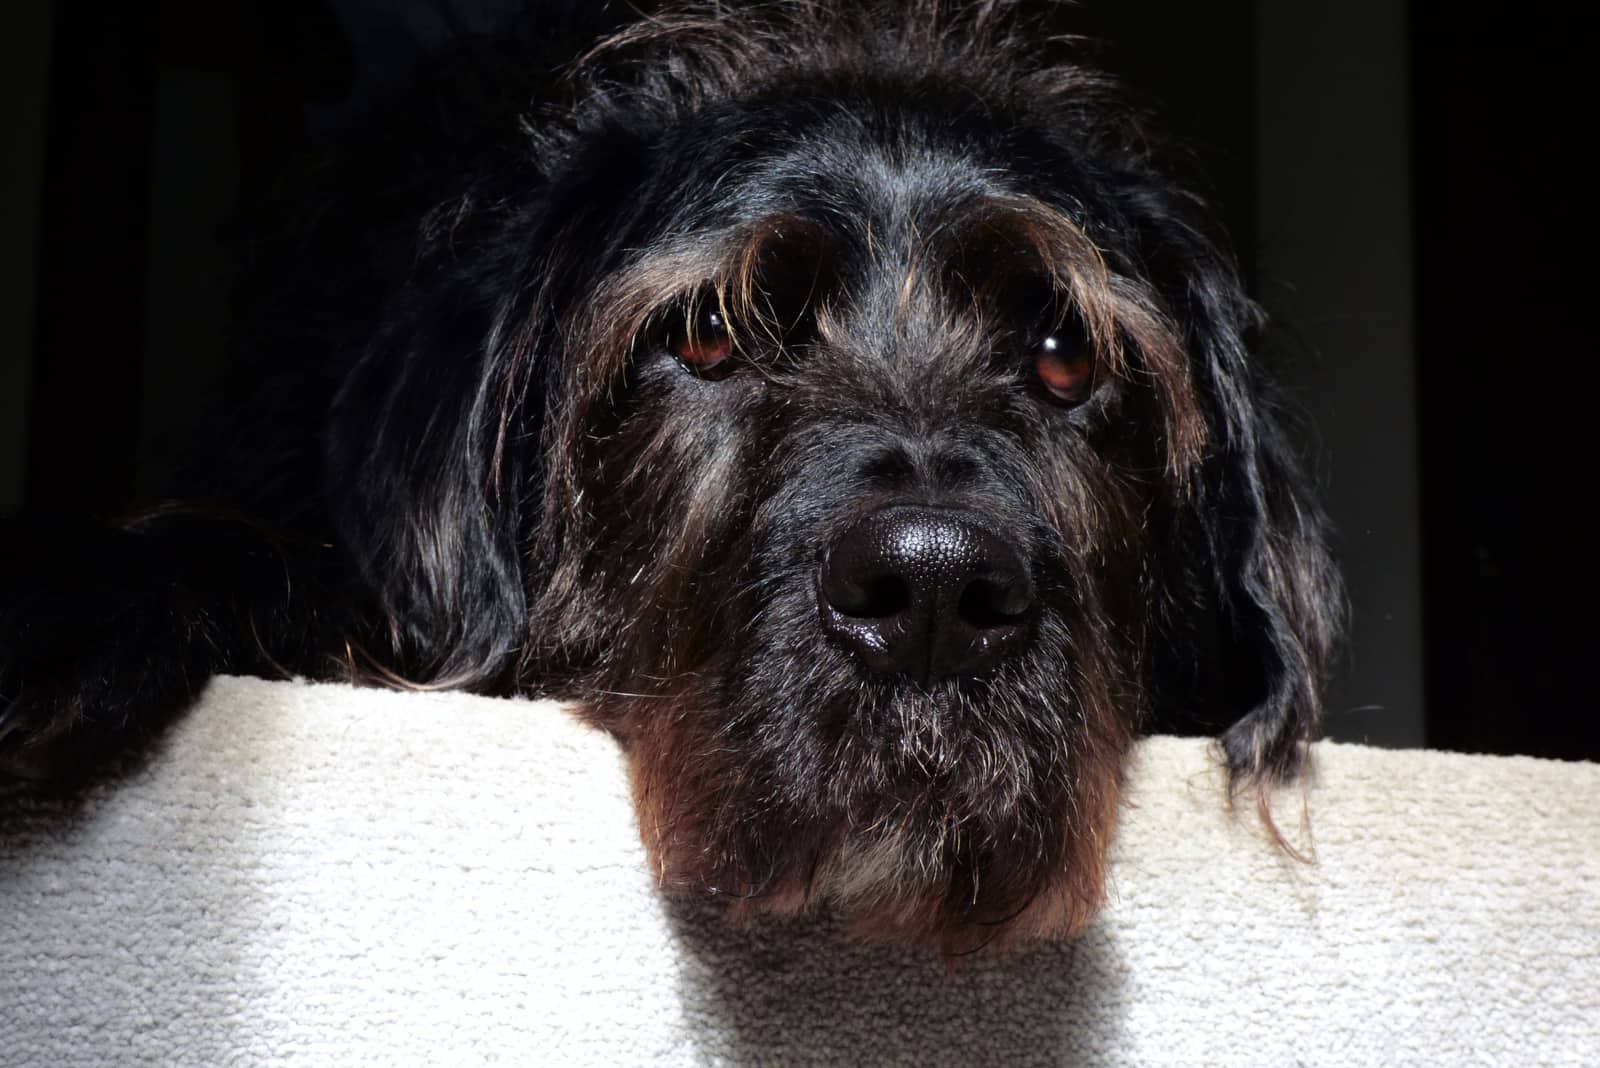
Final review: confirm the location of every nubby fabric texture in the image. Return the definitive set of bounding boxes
[3,676,1594,1066]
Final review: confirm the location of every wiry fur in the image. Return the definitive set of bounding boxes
[0,1,1341,954]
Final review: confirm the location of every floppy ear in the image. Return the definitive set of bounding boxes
[1207,397,1342,787]
[326,276,539,690]
[1176,269,1344,789]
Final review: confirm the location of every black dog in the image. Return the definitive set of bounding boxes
[0,1,1340,952]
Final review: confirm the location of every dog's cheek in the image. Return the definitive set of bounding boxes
[621,676,838,904]
[576,373,770,680]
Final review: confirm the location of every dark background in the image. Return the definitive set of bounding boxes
[1,2,1593,761]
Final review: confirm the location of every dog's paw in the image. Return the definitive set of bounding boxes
[0,519,211,788]
[0,596,205,788]
[0,688,93,786]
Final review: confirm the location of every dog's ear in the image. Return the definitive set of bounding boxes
[326,278,538,689]
[1160,263,1343,791]
[1208,392,1342,790]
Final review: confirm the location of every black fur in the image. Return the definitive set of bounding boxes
[1,1,1340,949]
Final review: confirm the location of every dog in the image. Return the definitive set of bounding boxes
[0,0,1340,953]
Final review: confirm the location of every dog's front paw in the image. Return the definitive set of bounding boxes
[0,686,92,786]
[0,599,202,787]
[0,519,213,788]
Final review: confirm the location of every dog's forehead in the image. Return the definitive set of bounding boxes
[649,85,1089,259]
[745,123,996,227]
[783,130,1040,241]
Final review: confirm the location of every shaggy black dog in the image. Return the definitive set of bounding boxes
[0,1,1340,951]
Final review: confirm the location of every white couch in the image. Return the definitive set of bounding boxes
[3,676,1595,1066]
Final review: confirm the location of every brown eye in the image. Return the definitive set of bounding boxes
[1033,330,1095,406]
[669,303,735,378]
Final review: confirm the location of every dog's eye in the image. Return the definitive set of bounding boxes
[1032,324,1095,406]
[669,304,735,379]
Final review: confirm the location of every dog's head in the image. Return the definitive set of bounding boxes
[329,2,1340,952]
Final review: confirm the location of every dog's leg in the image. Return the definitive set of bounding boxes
[0,511,348,788]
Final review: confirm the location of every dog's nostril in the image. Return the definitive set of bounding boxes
[817,506,1036,682]
[957,577,1031,627]
[820,552,910,618]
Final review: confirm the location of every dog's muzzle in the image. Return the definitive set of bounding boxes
[817,505,1035,686]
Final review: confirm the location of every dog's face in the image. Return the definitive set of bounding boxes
[331,3,1339,953]
[550,101,1207,946]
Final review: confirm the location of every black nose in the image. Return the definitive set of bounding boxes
[818,506,1036,684]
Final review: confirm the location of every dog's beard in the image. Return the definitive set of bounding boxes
[608,550,1138,953]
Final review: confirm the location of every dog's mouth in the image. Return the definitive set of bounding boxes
[614,589,1133,953]
[624,694,1125,953]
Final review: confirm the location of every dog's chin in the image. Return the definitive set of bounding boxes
[796,819,1111,953]
[619,673,1130,954]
